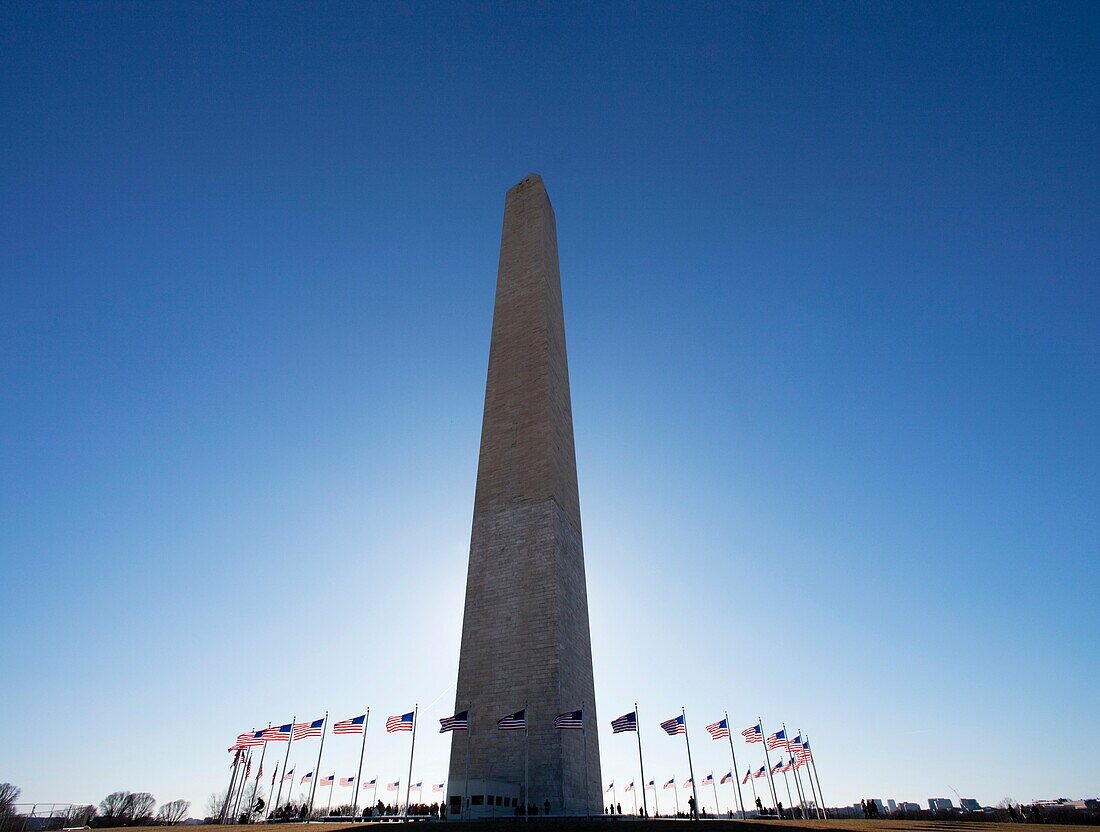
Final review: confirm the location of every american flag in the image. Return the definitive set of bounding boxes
[701,773,714,785]
[320,774,334,786]
[720,771,734,785]
[752,766,767,779]
[788,734,805,752]
[766,729,788,750]
[611,711,637,733]
[263,724,292,742]
[244,757,252,778]
[741,768,751,785]
[386,712,414,733]
[229,749,242,767]
[293,719,324,741]
[706,718,730,740]
[663,779,675,790]
[770,760,783,774]
[742,722,763,743]
[605,782,614,794]
[439,710,469,733]
[301,771,313,784]
[660,715,686,735]
[333,714,366,735]
[386,781,400,791]
[682,778,693,788]
[625,782,634,792]
[255,764,263,780]
[433,784,444,793]
[361,779,377,790]
[236,731,265,748]
[498,709,526,731]
[283,768,295,782]
[411,782,422,792]
[646,781,656,790]
[555,710,583,730]
[340,777,355,787]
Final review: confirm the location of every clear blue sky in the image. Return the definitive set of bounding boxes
[2,0,1097,815]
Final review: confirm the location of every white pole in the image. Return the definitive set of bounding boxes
[307,713,329,819]
[274,717,296,811]
[807,734,828,819]
[248,725,271,820]
[352,709,369,817]
[220,749,242,823]
[682,707,699,819]
[759,719,779,812]
[725,712,746,818]
[403,705,419,818]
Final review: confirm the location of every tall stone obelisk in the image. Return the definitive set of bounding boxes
[448,174,601,816]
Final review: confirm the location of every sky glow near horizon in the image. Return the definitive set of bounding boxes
[1,0,1098,815]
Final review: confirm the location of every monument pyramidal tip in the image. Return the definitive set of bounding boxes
[448,174,602,816]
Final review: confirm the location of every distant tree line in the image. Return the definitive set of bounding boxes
[0,785,192,830]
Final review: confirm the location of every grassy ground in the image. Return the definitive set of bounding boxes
[88,821,1096,832]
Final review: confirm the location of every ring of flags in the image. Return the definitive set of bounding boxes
[226,706,824,817]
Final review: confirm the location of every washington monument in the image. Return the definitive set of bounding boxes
[447,174,602,816]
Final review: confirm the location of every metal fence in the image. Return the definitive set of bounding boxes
[5,803,95,832]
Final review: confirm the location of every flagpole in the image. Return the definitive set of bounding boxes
[220,749,242,824]
[307,713,329,819]
[674,778,680,816]
[710,772,720,818]
[747,768,758,813]
[352,708,370,818]
[232,749,252,820]
[724,712,745,819]
[780,763,795,819]
[247,724,271,820]
[267,762,279,819]
[582,704,590,820]
[807,734,828,819]
[326,777,334,816]
[632,784,637,815]
[792,755,809,817]
[652,781,660,817]
[798,728,823,819]
[274,716,295,812]
[800,747,821,818]
[759,718,779,812]
[237,748,255,819]
[634,703,648,818]
[783,723,807,817]
[682,707,699,820]
[228,749,245,821]
[403,705,418,818]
